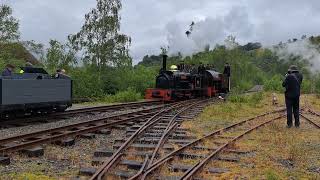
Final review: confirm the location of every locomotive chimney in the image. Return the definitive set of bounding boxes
[162,54,168,71]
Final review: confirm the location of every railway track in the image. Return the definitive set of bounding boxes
[0,102,176,163]
[0,100,162,129]
[128,109,286,180]
[85,98,215,179]
[300,109,320,129]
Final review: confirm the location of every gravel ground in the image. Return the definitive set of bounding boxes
[0,129,126,179]
[0,103,164,179]
[0,104,163,139]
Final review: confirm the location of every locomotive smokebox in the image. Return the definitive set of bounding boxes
[162,54,168,71]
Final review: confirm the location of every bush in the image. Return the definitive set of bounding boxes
[228,92,263,106]
[102,88,142,103]
[264,75,284,92]
[249,92,263,105]
[229,94,249,103]
[301,79,311,94]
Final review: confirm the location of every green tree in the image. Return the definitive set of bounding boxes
[45,39,77,72]
[68,0,131,68]
[0,4,20,42]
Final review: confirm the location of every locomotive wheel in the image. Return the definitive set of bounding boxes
[56,105,67,112]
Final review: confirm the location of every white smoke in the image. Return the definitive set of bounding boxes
[166,6,254,56]
[273,39,320,73]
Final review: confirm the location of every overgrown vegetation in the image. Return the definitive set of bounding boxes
[182,92,276,136]
[182,93,320,179]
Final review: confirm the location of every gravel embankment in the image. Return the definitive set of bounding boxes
[0,105,162,138]
[0,129,125,178]
[0,104,164,178]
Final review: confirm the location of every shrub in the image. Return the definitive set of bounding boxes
[301,79,311,94]
[249,92,263,105]
[228,94,249,103]
[102,88,142,103]
[264,75,284,92]
[228,92,263,106]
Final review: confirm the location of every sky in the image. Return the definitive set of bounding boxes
[3,0,320,64]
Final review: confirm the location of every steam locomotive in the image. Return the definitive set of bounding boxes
[145,55,230,101]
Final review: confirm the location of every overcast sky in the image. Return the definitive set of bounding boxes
[3,0,320,63]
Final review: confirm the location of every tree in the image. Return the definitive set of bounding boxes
[45,39,77,72]
[224,35,239,49]
[0,4,20,42]
[22,40,45,63]
[68,0,131,68]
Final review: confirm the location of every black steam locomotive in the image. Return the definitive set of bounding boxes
[146,55,230,101]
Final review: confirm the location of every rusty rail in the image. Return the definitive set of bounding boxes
[300,113,320,129]
[90,101,188,180]
[141,109,286,178]
[0,100,163,129]
[181,115,284,179]
[90,99,207,180]
[0,104,170,154]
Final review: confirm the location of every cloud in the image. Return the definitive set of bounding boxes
[274,39,320,73]
[166,6,254,56]
[3,0,320,64]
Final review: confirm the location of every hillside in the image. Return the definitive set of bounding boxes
[0,42,39,68]
[136,36,320,93]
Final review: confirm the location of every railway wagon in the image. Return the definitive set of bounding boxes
[0,67,72,117]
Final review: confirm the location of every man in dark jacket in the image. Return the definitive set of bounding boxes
[223,63,231,91]
[282,65,303,128]
[2,64,15,76]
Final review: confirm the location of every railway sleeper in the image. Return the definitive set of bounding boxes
[114,125,127,130]
[94,129,111,135]
[94,148,164,159]
[178,150,250,159]
[125,132,196,140]
[79,167,97,176]
[156,176,204,180]
[53,138,75,147]
[178,153,239,162]
[0,156,10,165]
[128,123,180,130]
[169,164,230,174]
[113,143,174,151]
[125,129,187,135]
[20,146,44,157]
[79,133,96,139]
[114,137,194,145]
[110,170,136,179]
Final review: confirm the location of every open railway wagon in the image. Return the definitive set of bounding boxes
[145,55,229,101]
[0,67,72,118]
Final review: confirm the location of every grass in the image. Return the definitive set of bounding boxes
[182,92,283,137]
[219,119,320,179]
[0,173,55,180]
[184,92,320,179]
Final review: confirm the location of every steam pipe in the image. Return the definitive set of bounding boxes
[162,55,168,71]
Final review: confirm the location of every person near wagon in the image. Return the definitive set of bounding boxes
[282,65,303,128]
[55,68,67,78]
[2,64,15,76]
[223,63,231,91]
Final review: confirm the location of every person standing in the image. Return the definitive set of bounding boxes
[223,63,231,91]
[2,64,15,76]
[282,65,303,128]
